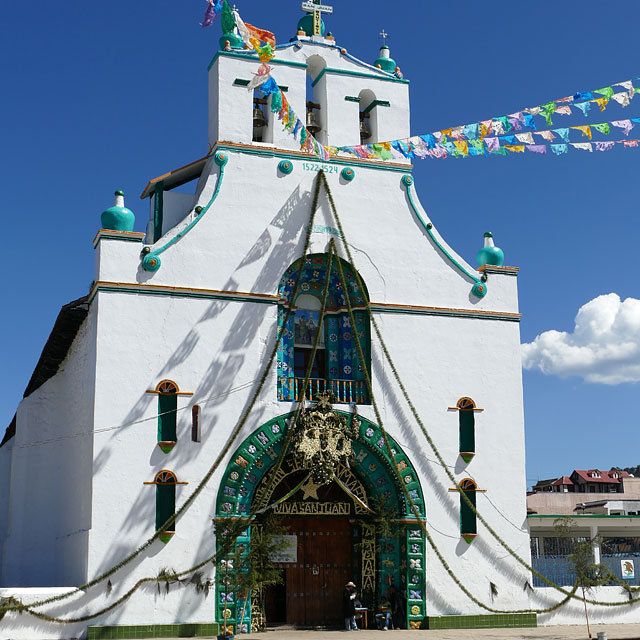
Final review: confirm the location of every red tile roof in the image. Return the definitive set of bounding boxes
[571,469,628,484]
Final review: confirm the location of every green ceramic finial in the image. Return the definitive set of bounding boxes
[476,231,505,267]
[374,41,396,73]
[101,190,135,232]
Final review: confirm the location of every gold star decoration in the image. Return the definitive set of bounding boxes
[300,478,322,500]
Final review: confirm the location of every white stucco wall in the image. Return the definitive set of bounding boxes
[4,33,602,637]
[534,586,640,625]
[2,308,97,587]
[208,41,410,151]
[0,439,13,585]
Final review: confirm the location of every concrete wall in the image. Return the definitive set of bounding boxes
[534,586,640,625]
[528,479,640,515]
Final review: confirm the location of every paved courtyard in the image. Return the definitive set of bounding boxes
[224,624,640,640]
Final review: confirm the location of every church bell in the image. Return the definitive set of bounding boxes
[306,101,322,136]
[359,112,372,143]
[252,100,268,140]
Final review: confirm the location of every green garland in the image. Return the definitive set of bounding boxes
[0,171,329,625]
[318,171,640,613]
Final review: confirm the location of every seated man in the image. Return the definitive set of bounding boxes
[375,595,393,630]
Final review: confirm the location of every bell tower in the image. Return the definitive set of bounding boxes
[207,8,410,152]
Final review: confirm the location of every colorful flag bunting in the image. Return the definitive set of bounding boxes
[201,0,223,27]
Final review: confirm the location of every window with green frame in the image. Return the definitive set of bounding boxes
[157,380,178,448]
[456,397,477,463]
[459,478,477,540]
[155,470,177,533]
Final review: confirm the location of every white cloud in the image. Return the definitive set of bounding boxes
[522,293,640,384]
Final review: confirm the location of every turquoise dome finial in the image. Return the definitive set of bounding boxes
[297,13,326,37]
[374,44,396,73]
[476,232,504,267]
[101,190,135,232]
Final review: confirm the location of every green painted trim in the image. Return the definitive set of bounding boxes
[92,284,277,306]
[345,96,361,103]
[312,66,409,87]
[371,304,520,322]
[528,514,640,519]
[152,182,164,243]
[93,233,144,247]
[214,410,427,631]
[142,151,228,272]
[90,283,519,322]
[402,175,487,299]
[234,78,288,92]
[363,99,391,114]
[311,67,327,87]
[208,50,308,72]
[214,143,410,173]
[426,613,537,630]
[87,623,220,639]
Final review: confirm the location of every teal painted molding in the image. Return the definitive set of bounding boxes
[208,50,308,72]
[91,284,277,307]
[89,282,517,321]
[371,305,520,323]
[214,143,411,173]
[152,182,164,243]
[234,78,288,92]
[345,96,361,103]
[312,66,410,88]
[401,175,487,299]
[142,152,229,272]
[363,99,391,114]
[93,233,145,247]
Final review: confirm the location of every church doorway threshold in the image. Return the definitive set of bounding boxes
[265,516,352,627]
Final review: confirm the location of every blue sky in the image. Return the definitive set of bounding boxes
[1,1,638,486]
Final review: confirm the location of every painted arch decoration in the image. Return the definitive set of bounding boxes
[215,410,427,631]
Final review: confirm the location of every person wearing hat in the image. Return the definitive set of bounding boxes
[343,581,358,630]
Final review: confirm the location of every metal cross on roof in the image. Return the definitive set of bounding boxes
[301,0,333,36]
[379,29,389,43]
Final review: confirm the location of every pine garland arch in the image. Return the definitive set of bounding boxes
[215,409,427,630]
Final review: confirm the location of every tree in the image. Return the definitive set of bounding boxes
[554,517,613,638]
[214,514,286,636]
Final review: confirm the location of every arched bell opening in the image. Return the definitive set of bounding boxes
[214,408,427,632]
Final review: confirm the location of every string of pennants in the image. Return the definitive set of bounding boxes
[337,78,640,160]
[202,2,639,162]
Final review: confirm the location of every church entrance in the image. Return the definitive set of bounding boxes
[259,460,363,627]
[266,516,352,626]
[214,408,427,633]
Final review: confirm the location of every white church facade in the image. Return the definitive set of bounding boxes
[0,7,543,638]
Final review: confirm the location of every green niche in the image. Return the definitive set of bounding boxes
[278,160,294,175]
[341,167,355,182]
[101,190,135,232]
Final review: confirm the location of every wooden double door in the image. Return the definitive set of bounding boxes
[267,516,352,627]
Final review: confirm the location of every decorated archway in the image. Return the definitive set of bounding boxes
[215,408,427,632]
